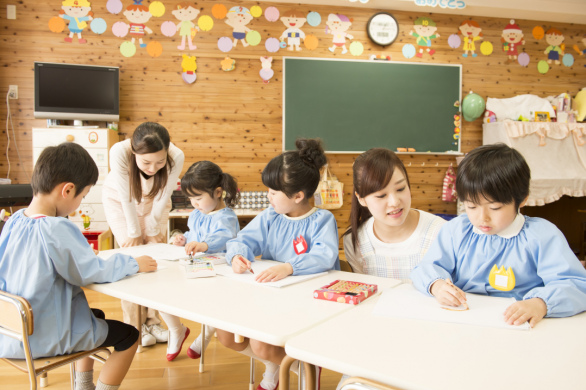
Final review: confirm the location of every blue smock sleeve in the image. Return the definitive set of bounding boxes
[225,210,270,264]
[287,211,340,275]
[43,220,139,286]
[183,211,199,244]
[201,210,239,253]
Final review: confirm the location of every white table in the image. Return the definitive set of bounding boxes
[284,293,586,390]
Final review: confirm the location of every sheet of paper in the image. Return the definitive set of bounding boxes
[99,243,188,261]
[372,284,530,331]
[214,261,327,288]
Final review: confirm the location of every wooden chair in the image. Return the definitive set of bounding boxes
[0,290,111,390]
[339,376,402,390]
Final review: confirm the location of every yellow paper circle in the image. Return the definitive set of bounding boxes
[147,41,163,57]
[537,60,549,74]
[246,30,261,46]
[532,26,545,40]
[304,34,318,50]
[120,41,136,57]
[212,4,228,19]
[198,15,214,31]
[349,41,364,56]
[149,1,165,17]
[49,16,66,33]
[480,41,493,56]
[250,5,262,18]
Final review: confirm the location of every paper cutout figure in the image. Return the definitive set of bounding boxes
[326,14,354,54]
[112,20,129,37]
[304,34,318,50]
[349,41,363,56]
[447,34,461,49]
[90,18,107,34]
[459,20,482,57]
[573,35,586,56]
[518,52,530,67]
[172,2,200,50]
[107,0,123,14]
[221,56,235,71]
[211,3,227,19]
[161,20,176,36]
[259,56,274,84]
[59,0,93,44]
[501,20,524,63]
[480,41,493,56]
[225,6,253,48]
[537,60,549,74]
[532,25,545,40]
[123,1,153,48]
[78,204,95,230]
[279,10,307,51]
[147,41,162,57]
[218,36,233,52]
[562,53,574,67]
[149,1,165,17]
[246,30,261,46]
[402,43,416,59]
[265,37,280,52]
[181,54,197,84]
[307,11,321,27]
[544,28,565,65]
[49,16,66,33]
[250,5,262,18]
[198,15,213,31]
[410,17,440,58]
[120,41,136,56]
[264,6,279,22]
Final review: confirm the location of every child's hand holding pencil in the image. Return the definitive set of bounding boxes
[231,255,254,275]
[430,278,469,310]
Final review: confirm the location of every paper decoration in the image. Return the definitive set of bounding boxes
[120,41,136,57]
[149,1,165,17]
[280,10,307,51]
[413,0,465,9]
[181,54,197,84]
[182,72,196,84]
[147,41,162,57]
[246,30,261,46]
[410,17,440,57]
[58,0,93,44]
[402,44,416,59]
[518,52,530,66]
[212,4,227,19]
[304,34,318,50]
[265,37,280,52]
[221,56,235,71]
[198,15,213,31]
[462,91,485,122]
[459,20,483,57]
[226,6,254,48]
[563,53,574,67]
[259,56,274,83]
[161,20,176,37]
[501,20,524,63]
[172,4,200,51]
[90,18,107,34]
[250,5,262,18]
[573,37,586,57]
[264,6,279,22]
[122,2,154,48]
[349,41,363,56]
[107,0,123,14]
[537,60,549,74]
[307,11,321,26]
[326,14,354,54]
[448,34,461,49]
[480,41,493,56]
[218,37,233,52]
[544,28,565,65]
[280,40,287,49]
[49,16,66,33]
[112,21,129,37]
[532,26,545,40]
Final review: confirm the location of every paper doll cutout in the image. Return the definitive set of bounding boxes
[259,56,274,84]
[181,54,197,84]
[78,204,95,230]
[459,20,482,57]
[59,0,93,44]
[326,14,354,54]
[225,6,253,48]
[221,56,235,71]
[123,0,153,48]
[573,35,586,57]
[544,28,565,65]
[501,20,524,63]
[279,10,307,51]
[410,17,440,58]
[172,2,200,50]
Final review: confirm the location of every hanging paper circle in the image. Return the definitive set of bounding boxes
[250,5,262,18]
[447,34,461,49]
[402,44,416,59]
[453,134,460,140]
[218,37,233,52]
[90,18,107,35]
[264,6,279,22]
[280,41,287,49]
[537,60,549,74]
[518,52,530,67]
[304,34,318,50]
[161,21,176,37]
[480,41,493,56]
[307,11,321,27]
[349,41,364,56]
[212,4,228,19]
[149,1,165,17]
[246,31,261,46]
[532,26,545,40]
[260,68,274,82]
[48,17,66,33]
[106,0,123,14]
[182,72,197,84]
[147,41,163,57]
[198,15,214,31]
[265,37,280,53]
[563,53,574,67]
[112,22,129,38]
[462,92,486,122]
[120,41,136,57]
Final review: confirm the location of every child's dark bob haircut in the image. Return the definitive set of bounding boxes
[181,161,240,208]
[262,138,327,200]
[456,143,530,209]
[31,142,99,196]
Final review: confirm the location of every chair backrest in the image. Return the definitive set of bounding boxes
[0,290,34,339]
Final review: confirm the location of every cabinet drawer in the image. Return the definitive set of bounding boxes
[33,128,110,149]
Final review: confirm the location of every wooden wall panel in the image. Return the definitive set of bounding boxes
[1,1,585,248]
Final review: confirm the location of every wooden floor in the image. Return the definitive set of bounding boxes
[1,289,345,390]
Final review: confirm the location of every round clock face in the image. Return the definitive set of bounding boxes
[367,12,399,47]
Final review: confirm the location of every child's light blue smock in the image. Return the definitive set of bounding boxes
[184,208,240,253]
[225,207,340,274]
[410,214,586,317]
[0,210,139,359]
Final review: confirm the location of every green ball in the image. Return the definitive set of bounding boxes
[462,92,486,122]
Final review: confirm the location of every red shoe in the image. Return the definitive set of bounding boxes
[416,52,423,58]
[166,327,190,361]
[186,346,201,359]
[78,39,87,44]
[64,37,73,43]
[429,49,436,56]
[256,381,278,390]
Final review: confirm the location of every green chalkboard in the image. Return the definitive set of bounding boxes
[283,58,462,154]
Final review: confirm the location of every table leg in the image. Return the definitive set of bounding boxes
[278,355,296,390]
[136,305,143,354]
[249,357,256,390]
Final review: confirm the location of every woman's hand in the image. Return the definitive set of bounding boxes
[172,234,186,246]
[122,236,144,247]
[145,232,165,244]
[231,255,252,274]
[135,255,158,273]
[255,263,293,283]
[185,241,208,254]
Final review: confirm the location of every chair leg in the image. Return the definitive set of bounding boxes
[70,363,76,390]
[278,355,296,390]
[199,323,205,373]
[249,357,256,390]
[40,372,48,388]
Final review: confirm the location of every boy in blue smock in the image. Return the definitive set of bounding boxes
[0,143,157,390]
[411,144,586,328]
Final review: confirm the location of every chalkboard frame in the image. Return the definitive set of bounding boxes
[283,57,463,155]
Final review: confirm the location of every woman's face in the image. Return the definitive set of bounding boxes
[134,149,167,176]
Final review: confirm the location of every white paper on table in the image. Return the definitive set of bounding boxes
[372,284,530,331]
[99,243,188,261]
[214,262,327,288]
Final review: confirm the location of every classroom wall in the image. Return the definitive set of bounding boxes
[1,1,585,252]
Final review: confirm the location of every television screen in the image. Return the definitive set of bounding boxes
[34,62,119,121]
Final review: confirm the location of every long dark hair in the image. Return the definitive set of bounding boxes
[345,148,410,248]
[261,138,328,200]
[181,161,240,208]
[129,122,175,203]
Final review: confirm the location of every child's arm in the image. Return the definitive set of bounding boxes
[199,211,239,253]
[430,279,467,307]
[225,210,270,265]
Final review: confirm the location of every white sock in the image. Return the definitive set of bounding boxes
[96,380,119,390]
[167,324,187,355]
[260,361,280,390]
[75,370,94,390]
[189,325,215,354]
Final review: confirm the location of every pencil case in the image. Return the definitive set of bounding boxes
[313,280,378,305]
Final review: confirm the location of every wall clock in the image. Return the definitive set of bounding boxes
[366,12,399,47]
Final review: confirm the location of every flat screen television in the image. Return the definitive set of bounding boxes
[34,62,119,121]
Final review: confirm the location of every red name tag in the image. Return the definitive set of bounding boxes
[293,235,308,255]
